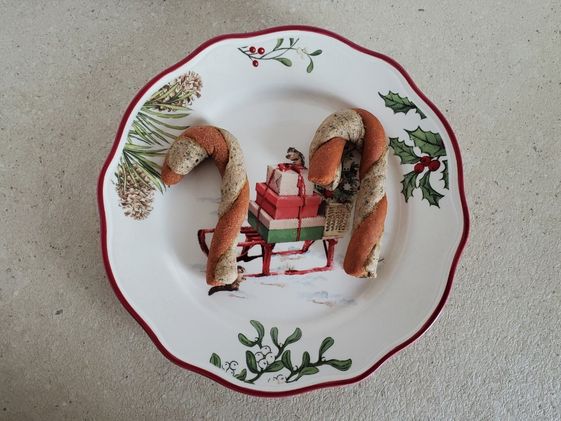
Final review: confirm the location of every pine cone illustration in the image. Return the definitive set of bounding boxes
[177,71,203,104]
[116,163,155,220]
[150,71,203,111]
[151,84,177,112]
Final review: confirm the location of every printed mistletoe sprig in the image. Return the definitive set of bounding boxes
[210,320,351,385]
[315,143,360,204]
[390,127,449,207]
[379,91,426,119]
[238,38,322,73]
[114,72,203,219]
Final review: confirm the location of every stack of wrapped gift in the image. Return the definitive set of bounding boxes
[248,165,325,243]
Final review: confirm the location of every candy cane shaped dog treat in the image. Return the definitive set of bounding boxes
[309,109,388,278]
[161,126,249,286]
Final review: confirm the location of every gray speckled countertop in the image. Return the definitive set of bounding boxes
[1,1,560,419]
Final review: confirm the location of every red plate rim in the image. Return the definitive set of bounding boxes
[97,24,470,398]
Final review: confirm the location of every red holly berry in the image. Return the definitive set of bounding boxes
[428,160,440,171]
[252,60,259,67]
[257,47,265,54]
[249,46,256,53]
[414,163,424,173]
[420,156,431,165]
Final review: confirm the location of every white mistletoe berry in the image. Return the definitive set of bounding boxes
[265,353,275,364]
[255,352,264,361]
[258,359,268,370]
[261,346,271,355]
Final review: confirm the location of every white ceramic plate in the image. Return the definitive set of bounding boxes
[98,25,469,396]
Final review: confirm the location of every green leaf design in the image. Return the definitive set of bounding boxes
[442,160,449,189]
[141,112,188,130]
[214,321,352,385]
[270,327,280,348]
[234,368,247,381]
[265,361,284,372]
[246,351,259,374]
[209,353,221,368]
[406,127,446,157]
[284,327,302,345]
[401,171,419,202]
[124,143,167,156]
[379,91,426,119]
[389,137,420,164]
[300,366,319,376]
[274,57,292,67]
[142,109,190,119]
[301,351,311,367]
[239,39,322,73]
[325,359,353,371]
[250,320,265,341]
[117,72,203,219]
[419,172,444,207]
[318,337,334,358]
[281,350,293,370]
[238,333,255,347]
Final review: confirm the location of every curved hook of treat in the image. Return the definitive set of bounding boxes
[308,109,388,278]
[161,126,249,286]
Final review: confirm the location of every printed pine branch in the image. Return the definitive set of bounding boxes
[115,72,203,218]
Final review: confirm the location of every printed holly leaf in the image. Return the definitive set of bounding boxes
[318,337,334,358]
[325,359,352,371]
[246,351,259,374]
[442,160,449,190]
[419,172,444,207]
[209,353,221,368]
[250,320,265,341]
[281,350,293,370]
[265,361,284,372]
[274,57,292,67]
[379,91,426,119]
[389,137,420,164]
[401,171,419,202]
[284,327,302,345]
[406,128,446,157]
[234,368,247,381]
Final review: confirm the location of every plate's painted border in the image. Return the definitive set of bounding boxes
[97,25,470,397]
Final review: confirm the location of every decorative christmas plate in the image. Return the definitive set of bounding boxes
[98,25,469,396]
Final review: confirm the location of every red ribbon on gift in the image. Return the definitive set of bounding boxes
[257,163,307,242]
